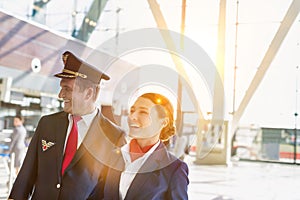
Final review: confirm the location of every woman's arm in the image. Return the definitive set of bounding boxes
[168,161,189,200]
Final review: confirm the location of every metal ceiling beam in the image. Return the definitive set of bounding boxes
[231,0,300,132]
[213,0,226,121]
[147,0,204,121]
[216,0,226,83]
[175,0,187,133]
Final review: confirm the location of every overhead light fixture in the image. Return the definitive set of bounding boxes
[31,58,41,73]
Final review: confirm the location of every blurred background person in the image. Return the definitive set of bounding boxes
[9,115,27,175]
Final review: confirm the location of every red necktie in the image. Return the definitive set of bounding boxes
[62,115,81,175]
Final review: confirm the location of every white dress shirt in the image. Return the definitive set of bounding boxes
[119,140,160,200]
[64,108,98,152]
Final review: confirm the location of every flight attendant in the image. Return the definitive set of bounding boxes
[104,93,189,200]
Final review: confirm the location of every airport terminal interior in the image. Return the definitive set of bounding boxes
[1,0,300,199]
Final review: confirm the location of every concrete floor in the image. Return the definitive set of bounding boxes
[186,156,300,200]
[1,155,300,200]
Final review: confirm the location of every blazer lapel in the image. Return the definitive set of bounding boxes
[65,110,124,172]
[55,112,69,177]
[82,112,124,169]
[65,142,86,171]
[106,157,125,199]
[125,165,160,200]
[125,142,169,199]
[64,111,101,172]
[103,146,131,200]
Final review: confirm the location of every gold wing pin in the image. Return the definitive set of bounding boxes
[41,139,55,152]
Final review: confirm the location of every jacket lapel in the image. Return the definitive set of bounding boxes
[65,110,124,172]
[64,110,100,172]
[125,165,160,200]
[125,142,172,199]
[106,156,125,199]
[55,112,69,177]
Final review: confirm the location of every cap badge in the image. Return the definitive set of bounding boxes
[62,54,69,65]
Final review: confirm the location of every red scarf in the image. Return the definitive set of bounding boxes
[129,139,156,162]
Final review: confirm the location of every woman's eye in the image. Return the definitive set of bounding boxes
[139,111,148,115]
[129,108,149,115]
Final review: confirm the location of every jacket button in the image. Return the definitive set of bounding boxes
[56,184,61,189]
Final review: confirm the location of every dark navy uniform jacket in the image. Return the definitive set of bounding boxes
[9,111,126,200]
[103,141,189,200]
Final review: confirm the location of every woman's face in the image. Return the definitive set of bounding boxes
[127,97,165,139]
